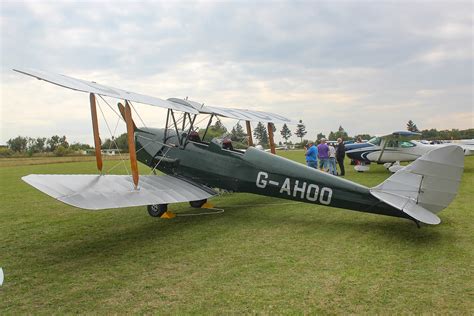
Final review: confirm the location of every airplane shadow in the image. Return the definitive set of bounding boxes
[42,199,449,270]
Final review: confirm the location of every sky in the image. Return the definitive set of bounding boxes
[1,0,473,145]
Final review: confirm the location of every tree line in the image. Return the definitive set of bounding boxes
[406,120,474,140]
[2,135,91,157]
[4,119,472,156]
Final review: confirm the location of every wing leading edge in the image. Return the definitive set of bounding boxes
[22,174,217,210]
[13,68,198,114]
[14,68,293,122]
[167,98,294,124]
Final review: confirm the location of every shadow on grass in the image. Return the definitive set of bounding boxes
[40,197,449,272]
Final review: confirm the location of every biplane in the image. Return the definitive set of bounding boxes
[346,131,472,172]
[14,68,464,226]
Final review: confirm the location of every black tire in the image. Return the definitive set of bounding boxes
[189,199,207,208]
[147,204,168,217]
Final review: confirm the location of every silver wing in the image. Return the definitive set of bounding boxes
[167,98,295,124]
[22,174,217,210]
[13,68,198,114]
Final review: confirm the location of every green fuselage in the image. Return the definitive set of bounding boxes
[135,128,409,221]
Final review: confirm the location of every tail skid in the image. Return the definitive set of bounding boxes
[370,145,464,225]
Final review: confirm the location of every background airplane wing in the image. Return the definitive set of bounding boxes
[13,68,198,114]
[22,174,217,210]
[381,131,422,139]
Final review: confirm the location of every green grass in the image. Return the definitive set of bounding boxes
[0,152,473,314]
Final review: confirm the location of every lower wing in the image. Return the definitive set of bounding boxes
[22,174,217,210]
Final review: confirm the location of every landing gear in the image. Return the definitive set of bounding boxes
[147,204,168,217]
[189,199,207,208]
[413,219,421,229]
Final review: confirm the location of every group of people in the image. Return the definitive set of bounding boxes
[305,138,345,176]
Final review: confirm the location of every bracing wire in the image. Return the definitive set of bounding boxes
[96,98,130,176]
[129,101,147,129]
[98,95,124,122]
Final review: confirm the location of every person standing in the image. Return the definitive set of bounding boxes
[336,137,346,176]
[305,141,318,168]
[317,138,329,171]
[328,143,337,175]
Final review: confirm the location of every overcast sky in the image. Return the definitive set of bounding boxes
[1,0,472,145]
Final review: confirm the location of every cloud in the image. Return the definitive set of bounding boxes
[1,0,473,144]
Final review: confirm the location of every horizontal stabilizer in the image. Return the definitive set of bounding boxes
[22,174,216,210]
[370,145,464,225]
[370,191,440,225]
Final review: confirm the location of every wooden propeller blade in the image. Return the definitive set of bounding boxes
[118,102,138,131]
[125,101,139,188]
[89,93,103,172]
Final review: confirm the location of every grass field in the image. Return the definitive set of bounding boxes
[1,151,473,314]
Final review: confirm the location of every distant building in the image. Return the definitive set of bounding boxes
[101,149,117,156]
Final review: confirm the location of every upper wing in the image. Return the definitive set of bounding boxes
[13,68,198,114]
[22,174,217,210]
[167,98,294,124]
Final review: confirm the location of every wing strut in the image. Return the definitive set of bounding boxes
[89,93,103,172]
[124,101,139,189]
[267,122,276,154]
[377,137,389,163]
[246,121,254,146]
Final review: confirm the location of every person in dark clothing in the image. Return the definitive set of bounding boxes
[222,138,234,150]
[188,131,201,142]
[336,138,346,176]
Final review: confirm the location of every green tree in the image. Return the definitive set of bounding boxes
[335,125,349,140]
[354,134,372,141]
[102,138,113,149]
[459,128,474,139]
[114,133,129,151]
[47,135,68,151]
[253,122,269,146]
[327,126,349,141]
[280,123,292,144]
[54,145,70,157]
[33,137,47,152]
[317,132,326,141]
[295,120,307,143]
[230,122,246,142]
[70,142,93,151]
[421,128,438,140]
[7,136,28,152]
[213,120,228,134]
[199,121,228,142]
[407,120,419,132]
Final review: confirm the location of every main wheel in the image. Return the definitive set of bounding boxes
[189,199,207,208]
[147,204,168,217]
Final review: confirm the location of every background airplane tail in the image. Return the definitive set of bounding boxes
[369,145,464,225]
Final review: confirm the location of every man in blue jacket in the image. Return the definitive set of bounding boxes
[305,141,318,168]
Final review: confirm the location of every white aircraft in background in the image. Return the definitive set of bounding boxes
[346,131,472,172]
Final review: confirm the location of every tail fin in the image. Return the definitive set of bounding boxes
[370,145,464,225]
